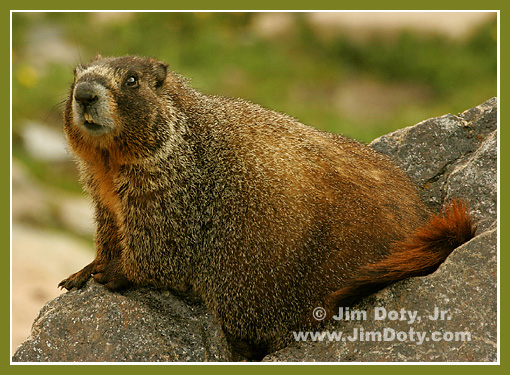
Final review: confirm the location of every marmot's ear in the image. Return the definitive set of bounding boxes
[152,61,168,89]
[91,54,103,62]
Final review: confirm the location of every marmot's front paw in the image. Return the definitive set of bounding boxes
[58,261,97,290]
[92,260,132,291]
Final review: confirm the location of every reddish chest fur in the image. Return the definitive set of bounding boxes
[75,141,122,218]
[91,162,121,215]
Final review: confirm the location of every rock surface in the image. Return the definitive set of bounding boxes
[11,224,93,353]
[12,281,232,362]
[12,98,498,362]
[370,97,497,225]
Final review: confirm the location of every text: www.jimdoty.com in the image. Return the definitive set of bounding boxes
[293,328,471,345]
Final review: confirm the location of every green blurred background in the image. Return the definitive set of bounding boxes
[11,11,497,351]
[12,11,497,193]
[12,12,497,192]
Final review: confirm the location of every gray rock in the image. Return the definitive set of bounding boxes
[11,159,53,226]
[12,157,94,236]
[13,98,497,362]
[21,121,71,162]
[12,281,232,362]
[11,224,94,353]
[370,97,497,212]
[445,130,497,232]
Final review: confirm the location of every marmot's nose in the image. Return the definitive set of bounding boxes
[74,82,99,110]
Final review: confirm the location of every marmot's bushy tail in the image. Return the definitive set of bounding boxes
[326,199,476,310]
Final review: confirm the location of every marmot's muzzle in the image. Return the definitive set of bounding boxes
[72,80,114,135]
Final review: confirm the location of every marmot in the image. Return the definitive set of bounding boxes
[59,55,476,359]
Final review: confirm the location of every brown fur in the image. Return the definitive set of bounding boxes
[322,199,476,317]
[59,55,476,360]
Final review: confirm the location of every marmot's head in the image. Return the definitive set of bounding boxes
[64,55,177,163]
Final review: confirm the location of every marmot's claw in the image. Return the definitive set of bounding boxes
[58,261,97,291]
[58,274,89,291]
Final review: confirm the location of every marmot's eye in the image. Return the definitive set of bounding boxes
[125,75,139,88]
